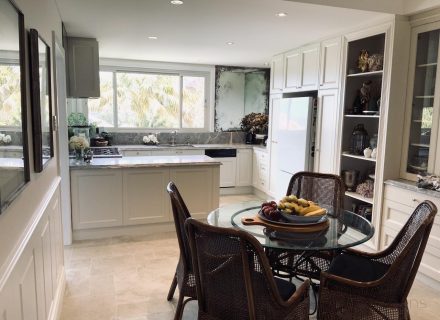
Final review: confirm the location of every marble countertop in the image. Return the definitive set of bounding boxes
[0,145,23,151]
[385,179,440,199]
[115,143,261,151]
[70,155,222,170]
[0,157,25,169]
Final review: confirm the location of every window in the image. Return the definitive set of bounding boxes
[0,64,21,127]
[88,69,208,130]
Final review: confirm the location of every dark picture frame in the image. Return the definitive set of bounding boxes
[0,0,30,214]
[29,28,53,173]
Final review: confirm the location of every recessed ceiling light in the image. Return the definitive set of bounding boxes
[264,62,270,66]
[226,42,234,45]
[171,0,184,5]
[276,12,288,17]
[148,36,158,40]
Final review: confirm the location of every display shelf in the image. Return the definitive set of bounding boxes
[342,153,377,162]
[344,114,380,118]
[417,63,437,67]
[345,191,374,204]
[414,95,435,99]
[346,70,383,78]
[410,143,430,148]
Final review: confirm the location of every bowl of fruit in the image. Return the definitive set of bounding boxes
[278,195,327,224]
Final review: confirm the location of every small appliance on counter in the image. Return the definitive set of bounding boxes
[91,128,109,147]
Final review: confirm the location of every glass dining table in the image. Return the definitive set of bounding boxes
[207,201,375,277]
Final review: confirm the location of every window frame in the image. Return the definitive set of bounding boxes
[91,64,212,132]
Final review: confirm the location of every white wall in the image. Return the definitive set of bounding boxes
[0,0,62,278]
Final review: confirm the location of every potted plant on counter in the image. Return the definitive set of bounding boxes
[240,112,268,144]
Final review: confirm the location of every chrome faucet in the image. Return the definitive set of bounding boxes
[170,130,178,146]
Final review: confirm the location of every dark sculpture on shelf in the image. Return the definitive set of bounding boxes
[351,124,369,155]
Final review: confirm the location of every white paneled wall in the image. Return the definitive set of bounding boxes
[0,185,65,320]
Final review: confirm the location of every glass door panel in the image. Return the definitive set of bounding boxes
[407,30,440,174]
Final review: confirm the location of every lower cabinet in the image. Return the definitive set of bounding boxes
[71,165,220,230]
[217,157,237,187]
[236,149,253,186]
[253,149,269,192]
[71,169,123,229]
[382,184,440,283]
[123,168,170,225]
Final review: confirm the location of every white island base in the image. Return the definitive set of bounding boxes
[70,155,220,240]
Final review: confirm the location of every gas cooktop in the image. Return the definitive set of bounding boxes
[90,147,122,158]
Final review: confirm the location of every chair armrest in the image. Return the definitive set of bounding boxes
[320,270,382,289]
[285,279,310,306]
[343,247,392,260]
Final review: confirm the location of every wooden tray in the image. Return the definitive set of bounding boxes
[242,214,329,233]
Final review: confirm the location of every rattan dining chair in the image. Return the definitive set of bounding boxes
[185,218,310,320]
[166,182,197,320]
[318,200,437,320]
[269,171,345,280]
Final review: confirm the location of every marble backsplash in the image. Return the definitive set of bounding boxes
[108,131,247,145]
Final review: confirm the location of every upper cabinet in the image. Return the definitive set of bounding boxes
[401,22,440,179]
[319,37,342,89]
[270,54,284,93]
[66,37,100,98]
[284,43,320,92]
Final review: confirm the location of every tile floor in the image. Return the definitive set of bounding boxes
[61,194,440,320]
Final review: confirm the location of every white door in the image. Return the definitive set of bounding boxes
[300,44,320,91]
[320,37,341,89]
[53,34,72,244]
[315,89,339,174]
[284,49,301,91]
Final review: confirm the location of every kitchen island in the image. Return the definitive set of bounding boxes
[70,155,221,240]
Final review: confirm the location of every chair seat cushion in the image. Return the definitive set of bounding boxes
[328,253,390,282]
[274,277,296,300]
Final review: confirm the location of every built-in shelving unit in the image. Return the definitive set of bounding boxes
[342,153,377,162]
[340,32,386,221]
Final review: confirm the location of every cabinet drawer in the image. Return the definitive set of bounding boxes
[384,185,423,208]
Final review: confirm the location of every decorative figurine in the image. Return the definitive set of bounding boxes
[358,49,369,72]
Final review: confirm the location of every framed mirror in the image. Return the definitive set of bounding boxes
[0,0,30,213]
[214,66,269,131]
[29,28,53,172]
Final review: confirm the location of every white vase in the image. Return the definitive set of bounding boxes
[363,147,372,158]
[371,148,377,159]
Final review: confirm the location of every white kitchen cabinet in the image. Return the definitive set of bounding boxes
[71,165,220,231]
[284,49,301,91]
[123,168,170,225]
[253,148,269,192]
[284,44,320,92]
[382,184,440,283]
[270,54,284,93]
[170,167,220,219]
[319,37,342,89]
[401,22,440,180]
[314,89,340,174]
[71,169,123,229]
[123,150,153,157]
[236,149,253,186]
[66,37,100,98]
[151,149,204,156]
[217,157,237,187]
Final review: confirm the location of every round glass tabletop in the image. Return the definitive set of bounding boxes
[207,201,375,251]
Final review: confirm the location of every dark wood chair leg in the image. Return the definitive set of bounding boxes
[167,273,178,301]
[174,290,185,320]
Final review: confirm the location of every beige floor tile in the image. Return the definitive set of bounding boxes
[61,193,440,320]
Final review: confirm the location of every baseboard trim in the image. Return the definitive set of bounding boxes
[73,222,177,241]
[220,186,253,195]
[252,187,272,200]
[0,177,61,291]
[48,267,66,320]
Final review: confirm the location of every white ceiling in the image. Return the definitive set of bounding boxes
[56,0,391,67]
